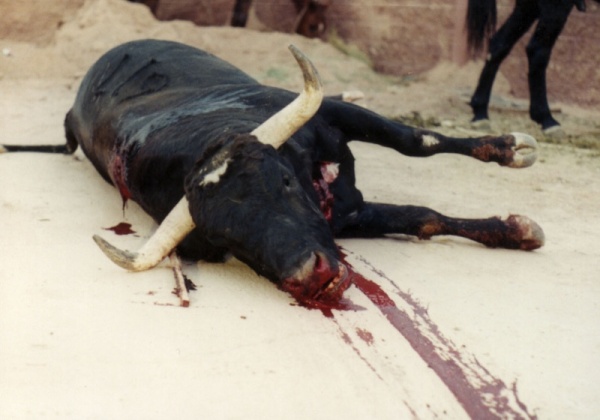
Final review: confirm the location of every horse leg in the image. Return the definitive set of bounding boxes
[470,0,539,124]
[526,1,573,131]
[336,203,544,251]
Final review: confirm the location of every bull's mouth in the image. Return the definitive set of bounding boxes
[312,261,349,303]
[281,252,351,310]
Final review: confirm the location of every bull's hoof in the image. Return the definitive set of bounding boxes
[508,132,538,168]
[506,215,545,250]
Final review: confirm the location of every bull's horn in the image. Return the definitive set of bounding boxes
[93,197,196,271]
[251,44,323,149]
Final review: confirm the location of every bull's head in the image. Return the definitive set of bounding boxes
[93,45,350,307]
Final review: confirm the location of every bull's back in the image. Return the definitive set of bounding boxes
[64,39,299,223]
[74,39,258,113]
[66,39,259,157]
[64,39,261,188]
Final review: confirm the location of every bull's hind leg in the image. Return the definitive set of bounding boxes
[338,203,544,251]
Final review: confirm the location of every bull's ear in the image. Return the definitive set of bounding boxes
[93,197,196,271]
[251,44,323,149]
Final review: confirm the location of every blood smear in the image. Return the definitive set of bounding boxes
[103,222,136,236]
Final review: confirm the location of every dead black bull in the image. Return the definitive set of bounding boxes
[1,39,544,307]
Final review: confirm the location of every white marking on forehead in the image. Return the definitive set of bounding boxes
[422,134,440,148]
[199,159,231,187]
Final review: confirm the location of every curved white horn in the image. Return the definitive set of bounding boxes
[93,197,196,271]
[251,44,323,149]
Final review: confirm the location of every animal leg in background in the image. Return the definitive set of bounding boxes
[470,2,538,126]
[525,1,573,131]
[337,203,544,251]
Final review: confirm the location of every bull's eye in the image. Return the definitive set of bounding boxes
[283,175,291,188]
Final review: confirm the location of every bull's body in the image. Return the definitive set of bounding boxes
[66,40,360,268]
[61,39,544,305]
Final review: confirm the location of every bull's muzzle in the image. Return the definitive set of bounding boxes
[281,252,350,306]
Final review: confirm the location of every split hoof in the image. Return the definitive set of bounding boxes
[508,132,538,168]
[506,215,545,250]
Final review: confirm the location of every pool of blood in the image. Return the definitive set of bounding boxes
[103,222,136,236]
[332,249,534,419]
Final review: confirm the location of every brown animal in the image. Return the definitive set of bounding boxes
[129,0,330,38]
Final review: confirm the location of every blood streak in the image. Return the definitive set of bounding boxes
[109,154,132,205]
[337,249,536,419]
[296,296,362,319]
[355,328,374,346]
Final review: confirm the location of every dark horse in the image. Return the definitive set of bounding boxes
[466,0,597,135]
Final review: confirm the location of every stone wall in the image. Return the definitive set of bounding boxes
[0,0,85,44]
[493,0,600,107]
[324,0,600,106]
[1,0,597,107]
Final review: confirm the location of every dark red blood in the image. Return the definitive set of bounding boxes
[298,296,362,318]
[109,154,132,204]
[337,249,535,419]
[356,328,374,345]
[312,178,334,221]
[282,255,356,317]
[104,222,136,236]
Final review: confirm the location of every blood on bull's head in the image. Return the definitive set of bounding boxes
[93,45,350,306]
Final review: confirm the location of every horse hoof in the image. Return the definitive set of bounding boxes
[543,125,566,141]
[471,118,491,130]
[508,132,537,168]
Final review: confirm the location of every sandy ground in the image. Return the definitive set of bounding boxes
[1,0,600,418]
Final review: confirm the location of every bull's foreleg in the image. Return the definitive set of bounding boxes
[337,203,544,251]
[368,127,537,168]
[324,102,537,168]
[401,130,539,168]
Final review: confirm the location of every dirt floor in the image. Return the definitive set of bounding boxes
[1,0,599,419]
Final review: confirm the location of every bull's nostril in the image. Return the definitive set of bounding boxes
[314,253,326,273]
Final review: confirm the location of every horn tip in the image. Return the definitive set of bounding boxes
[93,234,140,271]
